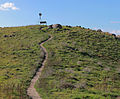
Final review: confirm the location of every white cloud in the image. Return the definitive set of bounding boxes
[0,2,19,11]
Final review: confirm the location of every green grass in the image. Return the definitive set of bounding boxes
[35,26,120,99]
[0,25,49,99]
[0,25,120,99]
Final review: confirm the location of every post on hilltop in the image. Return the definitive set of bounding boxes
[39,13,42,20]
[39,13,47,25]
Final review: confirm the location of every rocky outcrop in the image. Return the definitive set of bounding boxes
[116,35,120,40]
[48,25,53,29]
[66,25,72,28]
[48,24,62,29]
[97,29,102,32]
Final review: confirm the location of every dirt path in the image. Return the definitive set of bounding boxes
[27,35,52,99]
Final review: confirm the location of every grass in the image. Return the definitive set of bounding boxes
[35,26,120,99]
[0,25,49,99]
[0,25,120,99]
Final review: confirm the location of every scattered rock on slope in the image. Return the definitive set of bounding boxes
[97,29,102,32]
[48,25,53,29]
[52,24,62,29]
[117,35,120,40]
[3,35,8,37]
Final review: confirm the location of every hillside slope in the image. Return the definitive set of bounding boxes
[0,25,49,98]
[0,25,120,99]
[35,26,120,99]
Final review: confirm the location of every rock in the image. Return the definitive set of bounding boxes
[63,28,70,31]
[48,25,53,29]
[16,68,20,71]
[39,27,43,30]
[29,27,33,29]
[97,29,102,32]
[39,26,45,30]
[4,35,8,37]
[112,34,116,37]
[76,26,81,28]
[52,24,62,29]
[3,34,15,38]
[10,34,15,37]
[66,25,72,28]
[117,35,120,40]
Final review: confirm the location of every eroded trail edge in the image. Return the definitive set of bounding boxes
[27,35,52,99]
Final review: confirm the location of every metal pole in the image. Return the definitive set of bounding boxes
[39,13,42,21]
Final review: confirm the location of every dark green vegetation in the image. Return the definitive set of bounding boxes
[35,26,120,99]
[0,25,49,99]
[0,25,120,99]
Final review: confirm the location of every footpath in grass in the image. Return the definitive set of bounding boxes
[35,26,120,99]
[0,25,49,99]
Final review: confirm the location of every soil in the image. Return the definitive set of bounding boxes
[27,35,52,99]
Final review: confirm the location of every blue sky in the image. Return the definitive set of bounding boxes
[0,0,120,35]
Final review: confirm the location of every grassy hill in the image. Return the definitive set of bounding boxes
[0,25,49,99]
[35,26,120,99]
[0,25,120,99]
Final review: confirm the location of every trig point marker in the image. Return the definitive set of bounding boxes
[39,13,47,25]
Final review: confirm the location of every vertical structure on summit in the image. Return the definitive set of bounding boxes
[39,13,47,25]
[39,13,42,20]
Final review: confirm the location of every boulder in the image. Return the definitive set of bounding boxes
[4,35,8,37]
[117,35,120,40]
[76,26,81,28]
[66,25,72,28]
[97,29,102,32]
[52,24,62,29]
[112,34,116,37]
[48,25,53,29]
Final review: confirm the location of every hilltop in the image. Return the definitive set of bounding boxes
[0,25,120,99]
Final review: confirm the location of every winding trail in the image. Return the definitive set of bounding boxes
[27,35,52,99]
